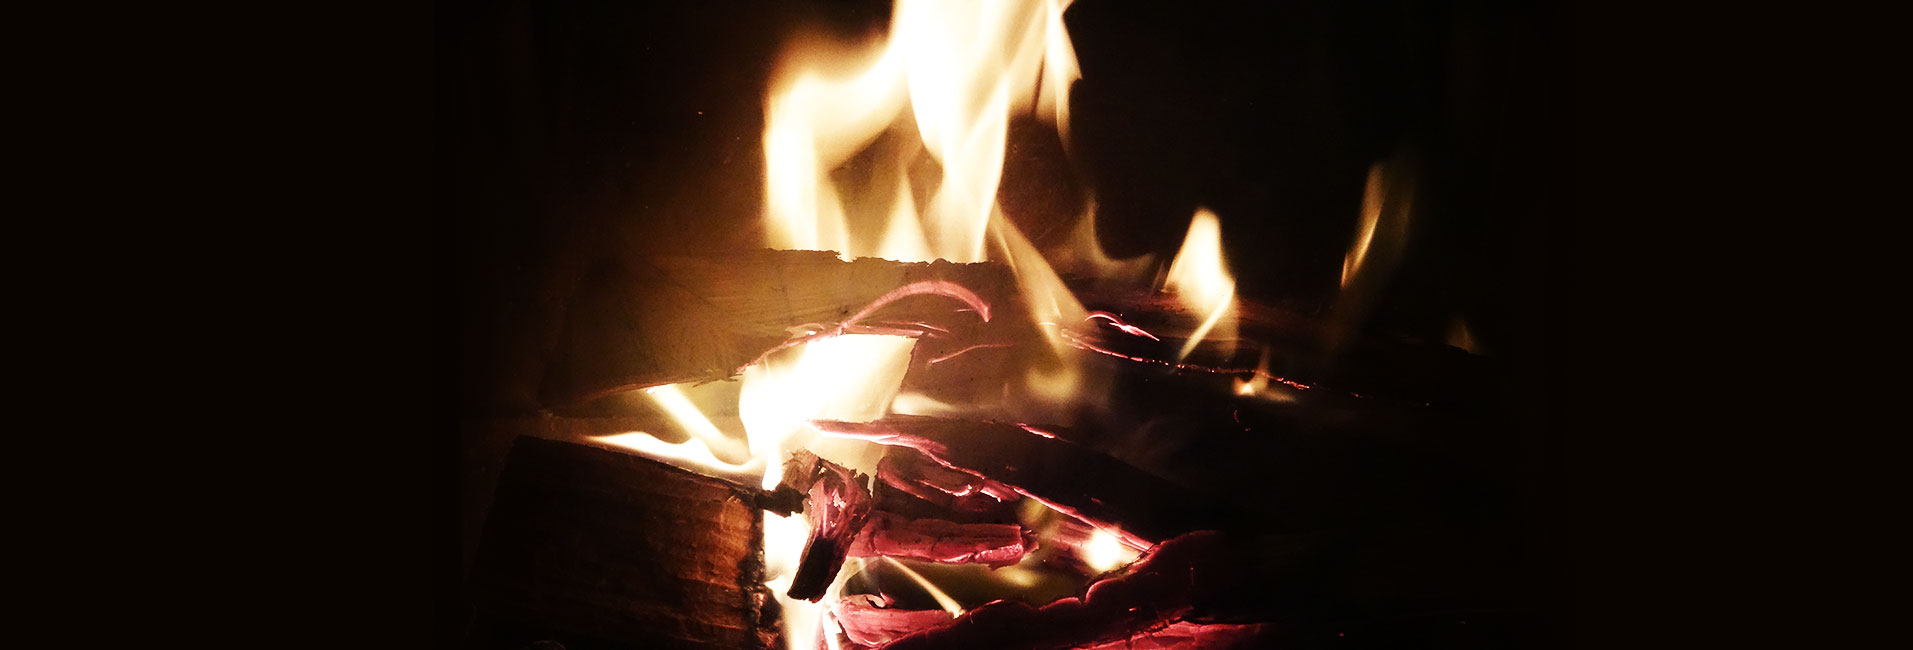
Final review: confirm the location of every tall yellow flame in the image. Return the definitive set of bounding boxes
[1332,155,1415,349]
[1163,208,1238,361]
[763,0,1082,264]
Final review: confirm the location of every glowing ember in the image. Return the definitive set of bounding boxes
[1080,527,1139,573]
[1086,311,1160,341]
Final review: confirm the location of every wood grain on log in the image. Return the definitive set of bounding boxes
[466,437,777,650]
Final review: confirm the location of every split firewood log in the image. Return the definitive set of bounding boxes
[1066,285,1501,410]
[465,437,779,650]
[540,250,1020,408]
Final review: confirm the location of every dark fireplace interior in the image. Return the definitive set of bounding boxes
[441,0,1565,647]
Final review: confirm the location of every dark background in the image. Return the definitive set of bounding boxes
[436,0,1567,645]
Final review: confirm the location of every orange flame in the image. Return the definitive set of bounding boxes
[764,0,1082,264]
[1163,208,1238,361]
[605,3,1263,648]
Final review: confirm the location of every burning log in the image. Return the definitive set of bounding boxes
[1068,286,1501,410]
[813,415,1221,547]
[879,531,1281,650]
[539,250,1018,408]
[466,437,778,650]
[849,512,1034,566]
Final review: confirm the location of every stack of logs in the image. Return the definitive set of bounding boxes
[772,428,1282,649]
[464,250,1516,649]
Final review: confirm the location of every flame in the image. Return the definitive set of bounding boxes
[590,433,756,481]
[1232,347,1271,397]
[1163,208,1238,361]
[621,2,1246,647]
[1447,317,1478,354]
[741,335,918,490]
[755,6,1094,645]
[1332,155,1415,348]
[763,0,1081,264]
[1045,201,1158,284]
[640,385,750,463]
[1343,166,1387,288]
[880,556,966,617]
[1080,527,1140,573]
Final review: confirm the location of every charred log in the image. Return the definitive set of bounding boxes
[1068,286,1501,411]
[466,437,778,650]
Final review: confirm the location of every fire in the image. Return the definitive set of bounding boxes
[1332,155,1414,346]
[640,385,750,463]
[1163,208,1238,361]
[740,335,918,490]
[1080,527,1141,573]
[590,432,754,482]
[1342,165,1385,289]
[599,1,1254,648]
[764,0,1082,264]
[880,556,966,618]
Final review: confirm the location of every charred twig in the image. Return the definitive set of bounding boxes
[782,451,875,602]
[848,512,1034,566]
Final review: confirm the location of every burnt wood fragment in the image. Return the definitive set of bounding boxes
[831,596,958,648]
[783,451,875,602]
[848,512,1034,566]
